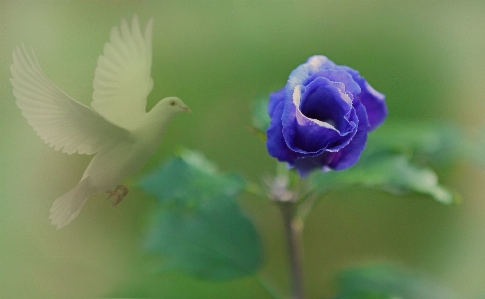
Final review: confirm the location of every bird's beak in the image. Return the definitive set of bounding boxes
[181,105,192,113]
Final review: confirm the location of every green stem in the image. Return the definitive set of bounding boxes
[296,194,319,224]
[279,202,305,299]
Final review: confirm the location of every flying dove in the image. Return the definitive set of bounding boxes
[10,15,191,229]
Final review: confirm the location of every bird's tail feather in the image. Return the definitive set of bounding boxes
[49,177,93,229]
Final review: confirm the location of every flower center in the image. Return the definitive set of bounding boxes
[300,83,348,131]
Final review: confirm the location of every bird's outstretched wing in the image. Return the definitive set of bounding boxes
[10,45,132,155]
[91,15,154,129]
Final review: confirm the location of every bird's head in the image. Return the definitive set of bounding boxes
[154,97,192,115]
[145,97,190,128]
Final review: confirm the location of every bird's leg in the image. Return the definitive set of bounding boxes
[116,185,129,197]
[106,185,129,206]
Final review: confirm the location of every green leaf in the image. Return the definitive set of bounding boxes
[333,264,458,299]
[311,152,458,205]
[248,97,270,142]
[139,149,263,281]
[368,121,466,167]
[140,150,244,207]
[251,97,271,132]
[309,121,467,204]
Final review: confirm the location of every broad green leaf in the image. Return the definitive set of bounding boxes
[140,150,245,207]
[368,121,466,167]
[310,121,466,204]
[333,265,458,299]
[139,149,262,281]
[311,152,457,205]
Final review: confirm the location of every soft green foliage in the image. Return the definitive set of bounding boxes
[311,151,457,204]
[140,150,245,207]
[333,265,457,299]
[249,97,272,142]
[251,97,272,132]
[139,150,262,281]
[368,121,467,167]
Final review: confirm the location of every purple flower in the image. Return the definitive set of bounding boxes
[266,55,387,176]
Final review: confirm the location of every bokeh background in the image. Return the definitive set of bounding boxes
[2,1,485,298]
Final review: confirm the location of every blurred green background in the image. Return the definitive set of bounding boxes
[2,1,485,298]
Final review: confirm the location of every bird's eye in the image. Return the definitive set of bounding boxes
[170,101,175,106]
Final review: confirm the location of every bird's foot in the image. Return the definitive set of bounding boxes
[106,185,129,206]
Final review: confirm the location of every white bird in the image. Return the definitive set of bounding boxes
[10,15,191,229]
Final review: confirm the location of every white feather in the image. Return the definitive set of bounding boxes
[91,15,154,130]
[49,177,94,229]
[10,15,190,229]
[10,45,132,155]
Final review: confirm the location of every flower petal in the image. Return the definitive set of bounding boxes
[266,100,298,165]
[286,55,336,99]
[305,70,361,97]
[288,78,359,154]
[292,155,328,177]
[292,102,370,175]
[300,77,353,132]
[324,101,370,170]
[341,67,387,131]
[282,85,341,155]
[268,88,285,117]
